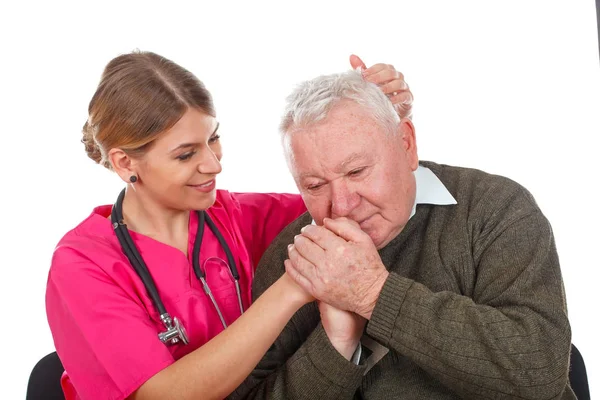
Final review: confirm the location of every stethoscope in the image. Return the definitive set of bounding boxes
[111,189,244,346]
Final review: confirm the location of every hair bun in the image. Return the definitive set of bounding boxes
[81,121,108,168]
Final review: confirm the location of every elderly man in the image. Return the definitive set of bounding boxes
[232,70,575,399]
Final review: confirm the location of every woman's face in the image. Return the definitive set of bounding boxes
[133,107,222,211]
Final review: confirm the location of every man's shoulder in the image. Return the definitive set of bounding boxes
[422,160,523,189]
[421,160,538,211]
[253,211,313,298]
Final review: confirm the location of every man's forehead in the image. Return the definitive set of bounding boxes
[295,101,381,134]
[291,119,384,150]
[287,104,386,177]
[339,151,369,168]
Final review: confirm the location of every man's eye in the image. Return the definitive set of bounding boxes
[348,168,365,176]
[307,183,323,191]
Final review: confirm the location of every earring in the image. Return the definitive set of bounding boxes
[129,175,138,183]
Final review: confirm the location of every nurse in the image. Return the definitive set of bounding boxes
[45,50,413,400]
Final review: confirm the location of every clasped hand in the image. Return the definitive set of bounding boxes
[285,217,389,320]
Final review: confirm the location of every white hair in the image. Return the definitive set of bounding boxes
[280,70,400,144]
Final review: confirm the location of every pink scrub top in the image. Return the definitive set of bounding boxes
[45,190,306,400]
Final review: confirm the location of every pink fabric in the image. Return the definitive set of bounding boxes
[46,190,306,400]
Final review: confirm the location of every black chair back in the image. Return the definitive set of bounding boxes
[26,352,65,400]
[569,344,590,400]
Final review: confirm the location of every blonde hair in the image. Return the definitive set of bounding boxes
[82,50,215,169]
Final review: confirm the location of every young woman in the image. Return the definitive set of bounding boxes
[45,50,412,400]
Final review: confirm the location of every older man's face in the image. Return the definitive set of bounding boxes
[288,101,419,249]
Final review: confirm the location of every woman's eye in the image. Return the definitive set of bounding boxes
[209,134,221,144]
[177,151,196,161]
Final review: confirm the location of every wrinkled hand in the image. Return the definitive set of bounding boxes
[349,54,413,119]
[319,301,366,360]
[285,217,389,319]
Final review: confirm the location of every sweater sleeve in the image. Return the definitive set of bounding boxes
[366,196,574,399]
[229,212,365,399]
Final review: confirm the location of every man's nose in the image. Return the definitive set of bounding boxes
[197,148,222,175]
[330,181,360,218]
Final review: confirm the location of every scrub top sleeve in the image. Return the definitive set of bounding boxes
[233,193,306,267]
[46,249,174,400]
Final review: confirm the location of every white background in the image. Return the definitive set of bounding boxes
[1,0,598,397]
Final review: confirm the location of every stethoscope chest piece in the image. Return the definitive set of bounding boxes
[158,313,189,345]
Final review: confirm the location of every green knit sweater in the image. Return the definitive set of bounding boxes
[230,161,576,399]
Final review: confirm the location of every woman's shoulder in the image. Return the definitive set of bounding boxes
[51,205,120,273]
[211,190,305,229]
[57,205,113,243]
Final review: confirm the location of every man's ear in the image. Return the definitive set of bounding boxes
[108,148,137,183]
[398,118,419,170]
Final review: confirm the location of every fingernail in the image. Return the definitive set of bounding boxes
[301,226,307,233]
[288,244,293,251]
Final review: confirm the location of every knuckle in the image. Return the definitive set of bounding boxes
[312,228,323,242]
[294,235,306,248]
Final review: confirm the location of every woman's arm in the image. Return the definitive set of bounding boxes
[130,273,311,400]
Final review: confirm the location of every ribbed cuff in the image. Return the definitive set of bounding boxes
[306,323,365,389]
[367,272,413,346]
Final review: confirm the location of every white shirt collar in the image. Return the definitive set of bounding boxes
[410,165,457,218]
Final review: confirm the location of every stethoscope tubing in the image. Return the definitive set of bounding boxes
[112,190,168,316]
[111,188,244,341]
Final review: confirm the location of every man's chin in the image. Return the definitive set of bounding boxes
[364,229,382,248]
[369,228,401,250]
[372,238,386,250]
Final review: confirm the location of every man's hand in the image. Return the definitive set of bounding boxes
[319,302,366,361]
[285,217,389,319]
